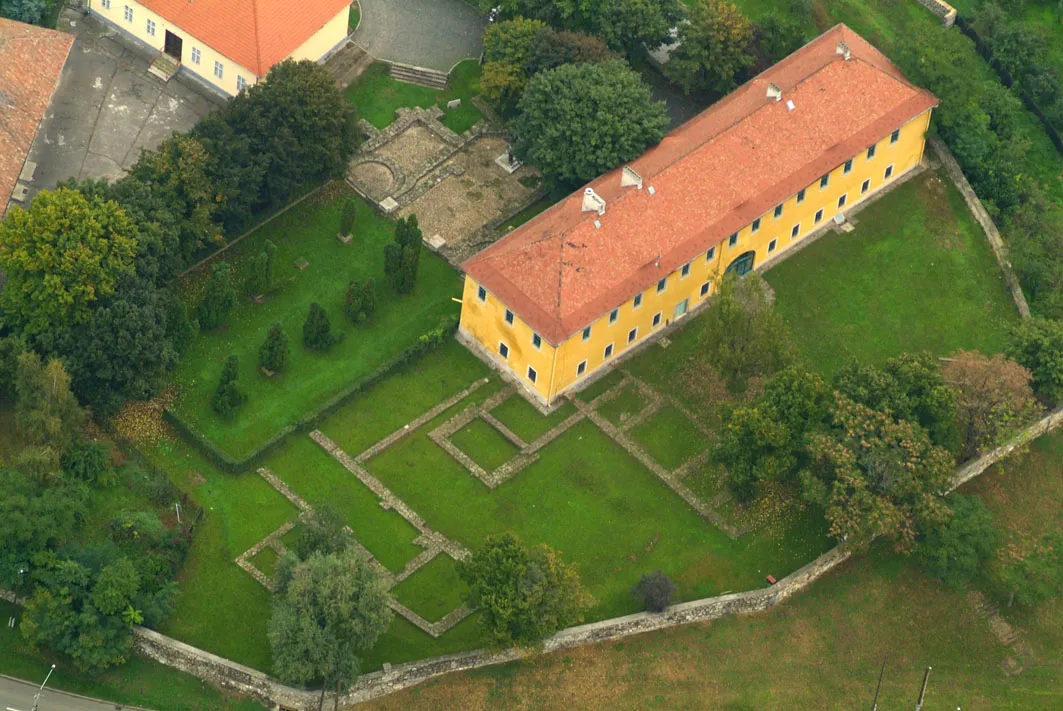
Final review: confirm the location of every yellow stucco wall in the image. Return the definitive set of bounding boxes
[460,108,933,405]
[88,0,348,96]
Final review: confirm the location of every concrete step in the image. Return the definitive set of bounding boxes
[148,52,180,82]
[389,62,448,90]
[325,42,375,89]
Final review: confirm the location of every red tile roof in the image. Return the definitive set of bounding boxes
[0,19,73,216]
[464,24,938,345]
[139,0,349,75]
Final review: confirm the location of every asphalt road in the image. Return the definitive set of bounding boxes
[0,674,145,711]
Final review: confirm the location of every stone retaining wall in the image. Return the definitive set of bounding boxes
[914,0,957,26]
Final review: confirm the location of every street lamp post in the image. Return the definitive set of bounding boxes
[30,663,56,711]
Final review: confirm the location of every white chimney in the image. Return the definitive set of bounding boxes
[582,187,606,215]
[621,165,643,189]
[836,41,851,61]
[766,83,782,102]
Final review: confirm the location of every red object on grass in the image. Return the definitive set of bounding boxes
[766,575,777,585]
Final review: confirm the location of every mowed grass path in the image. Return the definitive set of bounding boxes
[764,170,1018,374]
[170,185,462,459]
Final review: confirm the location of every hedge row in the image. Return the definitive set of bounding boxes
[163,315,461,474]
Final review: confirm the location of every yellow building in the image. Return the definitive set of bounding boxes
[459,25,938,407]
[87,0,350,96]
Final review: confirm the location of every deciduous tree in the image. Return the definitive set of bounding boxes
[0,188,138,339]
[917,494,998,588]
[513,60,668,187]
[1006,317,1063,403]
[459,532,593,648]
[631,570,676,612]
[198,261,236,331]
[15,352,85,467]
[664,0,754,95]
[942,351,1040,460]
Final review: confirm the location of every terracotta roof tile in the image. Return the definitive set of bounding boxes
[0,19,73,216]
[140,0,349,75]
[464,25,938,345]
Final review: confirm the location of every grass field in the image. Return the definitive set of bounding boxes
[168,184,463,459]
[346,61,484,134]
[391,554,469,623]
[354,430,1063,711]
[489,396,576,443]
[765,169,1019,374]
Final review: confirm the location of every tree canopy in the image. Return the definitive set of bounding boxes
[664,0,755,95]
[513,60,668,187]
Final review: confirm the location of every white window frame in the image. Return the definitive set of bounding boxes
[843,159,853,175]
[527,366,537,384]
[838,193,847,209]
[890,128,900,144]
[582,326,591,342]
[213,60,224,79]
[633,293,643,308]
[191,47,202,65]
[768,239,777,253]
[609,308,618,324]
[532,333,541,349]
[680,262,690,278]
[773,204,783,219]
[236,76,247,92]
[656,278,666,294]
[101,0,110,8]
[146,19,155,36]
[791,223,800,238]
[706,246,715,261]
[814,208,824,223]
[627,327,638,344]
[504,309,514,325]
[820,173,830,189]
[861,178,871,194]
[867,144,876,160]
[577,360,587,376]
[498,341,509,359]
[751,218,761,233]
[604,343,614,359]
[885,164,894,180]
[728,233,738,247]
[123,5,132,22]
[699,282,710,297]
[477,286,487,302]
[652,311,662,327]
[796,188,806,204]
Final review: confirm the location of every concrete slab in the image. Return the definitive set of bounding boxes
[353,0,486,73]
[21,8,222,203]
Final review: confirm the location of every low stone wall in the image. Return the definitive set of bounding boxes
[914,0,957,26]
[929,137,1030,319]
[948,405,1063,492]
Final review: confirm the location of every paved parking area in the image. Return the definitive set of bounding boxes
[23,9,220,200]
[352,0,485,72]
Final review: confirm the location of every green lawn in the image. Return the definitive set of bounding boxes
[265,436,423,573]
[0,604,264,711]
[391,554,469,623]
[250,547,280,579]
[630,404,708,471]
[346,61,484,134]
[489,395,576,443]
[356,426,1063,711]
[575,370,626,403]
[596,384,647,427]
[169,185,463,459]
[450,417,521,472]
[764,169,1018,375]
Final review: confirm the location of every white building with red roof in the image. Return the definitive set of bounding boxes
[86,0,350,96]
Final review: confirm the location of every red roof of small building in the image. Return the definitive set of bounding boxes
[139,0,349,75]
[464,24,939,345]
[0,19,73,216]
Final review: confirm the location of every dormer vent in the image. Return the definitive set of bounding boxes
[836,41,851,60]
[786,99,796,112]
[582,187,606,215]
[648,185,656,196]
[766,83,782,102]
[621,165,643,189]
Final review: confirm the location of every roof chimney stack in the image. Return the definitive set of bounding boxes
[621,165,643,189]
[766,83,782,102]
[836,41,851,61]
[582,187,606,215]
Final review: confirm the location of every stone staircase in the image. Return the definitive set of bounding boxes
[388,62,448,90]
[324,41,375,90]
[148,52,180,83]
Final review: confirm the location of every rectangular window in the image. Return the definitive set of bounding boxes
[146,19,155,35]
[214,60,224,79]
[680,263,690,278]
[728,232,738,247]
[861,178,871,194]
[814,208,823,223]
[791,223,800,238]
[867,144,876,160]
[768,239,777,253]
[751,218,761,233]
[634,293,643,308]
[700,281,710,297]
[890,128,900,143]
[123,5,132,21]
[577,360,587,376]
[838,193,847,209]
[627,327,638,344]
[604,343,614,359]
[582,326,591,341]
[191,47,202,64]
[477,285,486,302]
[609,308,618,324]
[498,342,509,359]
[797,188,805,204]
[884,164,894,180]
[527,366,537,384]
[773,204,783,218]
[652,311,662,327]
[843,159,853,174]
[820,173,830,188]
[504,309,514,325]
[101,0,110,8]
[532,333,541,349]
[236,76,247,92]
[706,246,715,261]
[656,278,666,293]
